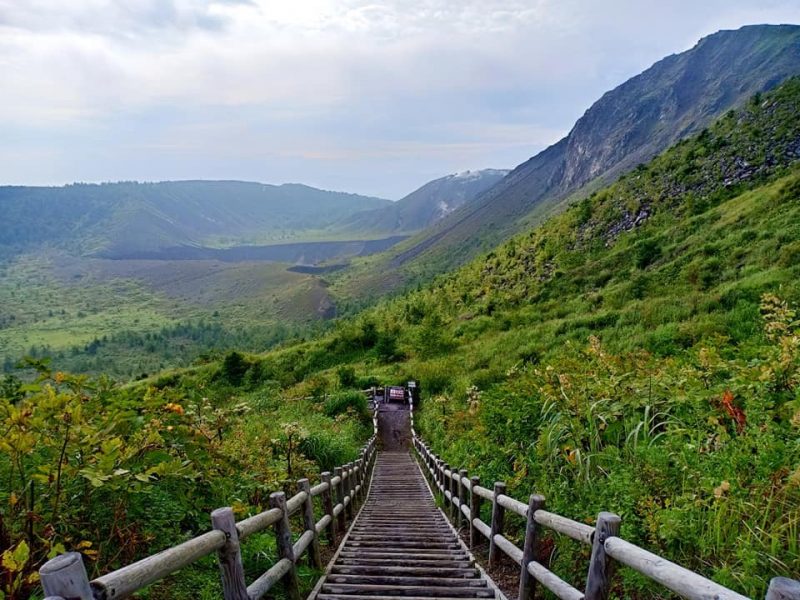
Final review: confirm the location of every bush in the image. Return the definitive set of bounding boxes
[337,365,357,388]
[299,432,353,471]
[635,238,662,269]
[357,374,382,389]
[221,350,248,385]
[375,332,402,363]
[416,360,454,395]
[323,391,368,419]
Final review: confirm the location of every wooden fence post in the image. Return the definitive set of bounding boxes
[40,552,93,600]
[270,491,300,600]
[459,469,469,528]
[584,512,621,600]
[767,578,800,600]
[353,459,361,507]
[425,447,432,481]
[211,507,249,600]
[518,494,546,600]
[345,463,355,520]
[450,467,459,522]
[469,476,481,550]
[321,471,336,543]
[334,466,347,533]
[298,479,322,569]
[489,481,506,568]
[444,464,454,521]
[358,458,366,504]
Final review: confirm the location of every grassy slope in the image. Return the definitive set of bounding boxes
[215,80,800,596]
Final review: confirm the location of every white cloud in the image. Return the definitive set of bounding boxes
[0,0,799,197]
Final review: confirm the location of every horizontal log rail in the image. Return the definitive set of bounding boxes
[413,435,799,600]
[39,435,378,600]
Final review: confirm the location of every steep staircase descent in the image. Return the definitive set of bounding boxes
[315,451,497,600]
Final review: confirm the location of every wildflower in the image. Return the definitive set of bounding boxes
[713,480,731,498]
[164,403,185,415]
[719,390,746,433]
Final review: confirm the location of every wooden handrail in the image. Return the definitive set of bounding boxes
[39,436,378,600]
[39,395,799,600]
[412,434,798,600]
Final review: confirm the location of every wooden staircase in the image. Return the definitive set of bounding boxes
[314,451,498,600]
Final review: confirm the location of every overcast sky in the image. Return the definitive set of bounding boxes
[1,1,799,198]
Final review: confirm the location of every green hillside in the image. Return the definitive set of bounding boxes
[0,360,372,599]
[0,180,390,259]
[171,77,800,595]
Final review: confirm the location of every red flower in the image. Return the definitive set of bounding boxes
[720,390,746,434]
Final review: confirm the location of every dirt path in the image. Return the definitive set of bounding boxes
[377,405,411,450]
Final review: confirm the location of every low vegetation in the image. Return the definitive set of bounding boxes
[0,358,370,599]
[0,254,332,378]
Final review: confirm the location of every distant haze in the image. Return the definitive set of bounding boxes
[1,1,800,198]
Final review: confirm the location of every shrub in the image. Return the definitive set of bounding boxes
[778,240,800,267]
[221,350,248,385]
[375,332,402,363]
[299,432,353,471]
[323,391,368,419]
[357,374,382,389]
[416,360,454,395]
[635,238,662,269]
[337,365,357,388]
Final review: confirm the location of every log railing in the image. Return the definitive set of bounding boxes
[413,435,800,600]
[38,435,378,600]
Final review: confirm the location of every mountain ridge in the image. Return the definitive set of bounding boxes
[345,23,800,294]
[333,168,509,235]
[0,180,391,259]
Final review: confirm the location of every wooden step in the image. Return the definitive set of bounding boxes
[338,551,469,559]
[325,575,486,587]
[320,584,494,597]
[345,541,461,549]
[318,595,490,600]
[335,559,473,568]
[330,566,479,578]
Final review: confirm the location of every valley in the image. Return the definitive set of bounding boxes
[0,251,335,376]
[0,172,501,375]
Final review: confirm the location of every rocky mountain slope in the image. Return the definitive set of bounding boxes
[347,24,800,292]
[334,169,508,235]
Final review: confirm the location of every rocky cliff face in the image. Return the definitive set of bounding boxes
[561,24,800,190]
